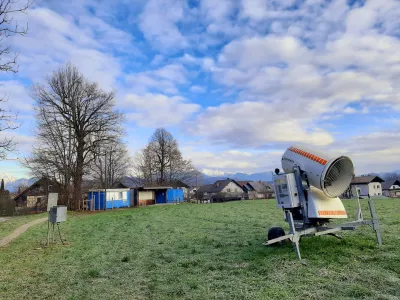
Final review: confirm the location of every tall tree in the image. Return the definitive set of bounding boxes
[88,139,132,189]
[0,0,32,159]
[26,63,122,209]
[134,128,198,186]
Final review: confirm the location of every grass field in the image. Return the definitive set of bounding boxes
[0,212,47,239]
[0,199,399,300]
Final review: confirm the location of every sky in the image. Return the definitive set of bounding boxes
[0,0,400,178]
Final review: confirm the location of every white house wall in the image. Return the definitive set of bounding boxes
[355,183,382,196]
[368,183,382,196]
[221,182,242,193]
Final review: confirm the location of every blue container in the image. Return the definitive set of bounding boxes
[167,188,184,203]
[87,189,131,210]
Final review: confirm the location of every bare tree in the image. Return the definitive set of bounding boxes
[0,0,32,159]
[25,63,122,209]
[134,128,198,186]
[88,139,132,189]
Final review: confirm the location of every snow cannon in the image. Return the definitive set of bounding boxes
[264,145,382,260]
[280,146,354,219]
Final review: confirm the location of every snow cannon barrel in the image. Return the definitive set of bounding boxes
[281,146,354,198]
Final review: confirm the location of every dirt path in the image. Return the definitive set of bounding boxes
[0,217,48,247]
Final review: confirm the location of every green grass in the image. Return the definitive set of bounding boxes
[0,199,399,300]
[0,212,47,239]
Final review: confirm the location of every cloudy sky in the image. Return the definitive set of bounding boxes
[0,0,400,178]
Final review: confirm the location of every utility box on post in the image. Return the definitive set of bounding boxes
[49,206,67,223]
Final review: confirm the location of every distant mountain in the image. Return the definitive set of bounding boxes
[363,170,400,180]
[202,172,273,185]
[0,173,36,192]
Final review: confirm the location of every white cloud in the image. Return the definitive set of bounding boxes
[122,93,200,127]
[179,53,199,65]
[151,54,164,66]
[125,64,188,95]
[182,146,284,174]
[139,0,188,52]
[240,0,302,21]
[0,131,36,155]
[189,101,334,147]
[190,85,206,93]
[330,128,400,174]
[0,81,33,112]
[7,7,126,91]
[218,35,309,69]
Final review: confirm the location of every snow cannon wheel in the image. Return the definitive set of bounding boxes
[268,227,286,246]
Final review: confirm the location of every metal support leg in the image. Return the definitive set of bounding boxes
[52,223,55,244]
[286,211,301,260]
[46,217,50,247]
[368,198,382,246]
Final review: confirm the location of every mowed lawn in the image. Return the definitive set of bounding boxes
[0,213,47,239]
[0,199,399,300]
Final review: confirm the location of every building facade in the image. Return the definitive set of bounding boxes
[350,176,384,197]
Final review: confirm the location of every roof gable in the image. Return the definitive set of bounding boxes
[198,179,244,193]
[351,176,384,184]
[382,179,400,190]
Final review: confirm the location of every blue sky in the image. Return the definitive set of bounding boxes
[1,0,400,178]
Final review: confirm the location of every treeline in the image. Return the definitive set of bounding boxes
[21,64,199,209]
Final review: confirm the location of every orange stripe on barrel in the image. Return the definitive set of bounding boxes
[318,210,347,216]
[288,148,328,166]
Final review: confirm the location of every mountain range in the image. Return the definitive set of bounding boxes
[0,173,36,193]
[202,172,274,184]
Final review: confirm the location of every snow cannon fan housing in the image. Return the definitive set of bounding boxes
[275,145,354,219]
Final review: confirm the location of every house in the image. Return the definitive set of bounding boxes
[13,178,62,210]
[245,181,275,199]
[198,179,245,202]
[350,176,384,197]
[132,187,185,207]
[382,179,400,198]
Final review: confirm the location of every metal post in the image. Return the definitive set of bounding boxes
[104,150,107,211]
[286,210,301,260]
[368,196,382,245]
[52,223,55,244]
[47,212,50,247]
[196,173,198,204]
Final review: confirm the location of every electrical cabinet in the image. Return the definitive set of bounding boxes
[49,206,67,223]
[273,173,300,209]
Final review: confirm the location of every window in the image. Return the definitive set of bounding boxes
[119,192,123,199]
[373,185,376,189]
[377,184,380,188]
[226,188,231,192]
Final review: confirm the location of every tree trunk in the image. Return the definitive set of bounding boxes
[72,142,84,210]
